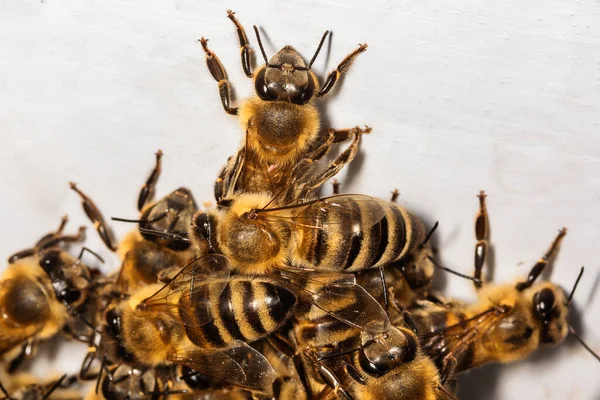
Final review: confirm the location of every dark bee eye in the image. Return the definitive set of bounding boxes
[293,74,315,105]
[358,333,417,377]
[534,288,556,323]
[39,249,62,274]
[193,212,211,242]
[181,366,212,389]
[105,308,121,338]
[255,68,276,101]
[59,288,81,304]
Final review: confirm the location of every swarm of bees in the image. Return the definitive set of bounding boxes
[1,10,598,400]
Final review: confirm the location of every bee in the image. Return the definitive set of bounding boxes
[71,150,199,293]
[412,191,600,382]
[94,254,292,390]
[191,190,433,331]
[278,301,450,400]
[0,372,79,400]
[1,218,99,371]
[201,10,371,201]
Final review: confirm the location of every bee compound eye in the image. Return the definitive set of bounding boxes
[60,287,81,304]
[193,212,210,241]
[534,288,556,322]
[254,68,277,101]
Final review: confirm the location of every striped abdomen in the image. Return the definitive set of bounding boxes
[295,198,424,272]
[179,278,296,348]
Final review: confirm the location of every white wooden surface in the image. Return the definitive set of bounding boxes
[1,1,599,398]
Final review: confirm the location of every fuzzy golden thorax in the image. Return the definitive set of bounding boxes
[239,96,320,166]
[215,192,290,274]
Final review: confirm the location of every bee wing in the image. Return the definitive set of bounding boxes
[170,340,276,389]
[420,307,504,369]
[256,194,387,231]
[139,254,232,313]
[280,270,390,333]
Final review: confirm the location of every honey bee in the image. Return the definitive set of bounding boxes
[201,10,370,201]
[1,218,98,371]
[94,254,291,390]
[191,191,433,331]
[412,191,600,382]
[71,150,199,293]
[279,302,450,400]
[0,372,79,400]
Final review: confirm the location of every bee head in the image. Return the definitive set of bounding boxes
[358,327,418,377]
[253,27,328,105]
[39,249,87,308]
[139,187,197,251]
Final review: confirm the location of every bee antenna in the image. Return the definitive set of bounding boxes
[111,216,144,224]
[308,30,330,69]
[317,338,375,361]
[566,266,585,305]
[568,325,600,363]
[77,246,105,264]
[42,374,68,400]
[253,25,270,66]
[427,256,483,285]
[419,221,439,248]
[136,227,190,243]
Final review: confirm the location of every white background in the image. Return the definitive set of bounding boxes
[1,1,599,399]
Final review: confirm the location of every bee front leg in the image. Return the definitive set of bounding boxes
[137,150,163,212]
[317,43,368,97]
[226,10,254,78]
[515,227,567,291]
[473,190,489,289]
[70,182,116,251]
[199,37,238,115]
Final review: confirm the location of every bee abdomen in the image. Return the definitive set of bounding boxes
[342,200,408,272]
[185,279,296,347]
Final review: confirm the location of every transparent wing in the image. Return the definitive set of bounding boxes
[275,269,390,333]
[169,341,276,389]
[138,254,232,314]
[255,194,387,232]
[420,307,505,368]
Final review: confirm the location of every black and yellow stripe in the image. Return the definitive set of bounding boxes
[298,199,423,272]
[179,278,296,348]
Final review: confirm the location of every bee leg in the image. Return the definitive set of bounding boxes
[7,215,72,263]
[226,10,253,78]
[473,190,489,289]
[8,341,35,372]
[312,358,355,400]
[317,43,368,97]
[332,179,341,195]
[299,126,370,198]
[199,37,238,115]
[70,182,117,251]
[390,189,400,203]
[439,356,458,384]
[79,347,99,380]
[268,335,315,399]
[137,150,163,212]
[515,227,567,291]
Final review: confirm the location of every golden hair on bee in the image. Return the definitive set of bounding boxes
[201,10,371,202]
[413,191,600,383]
